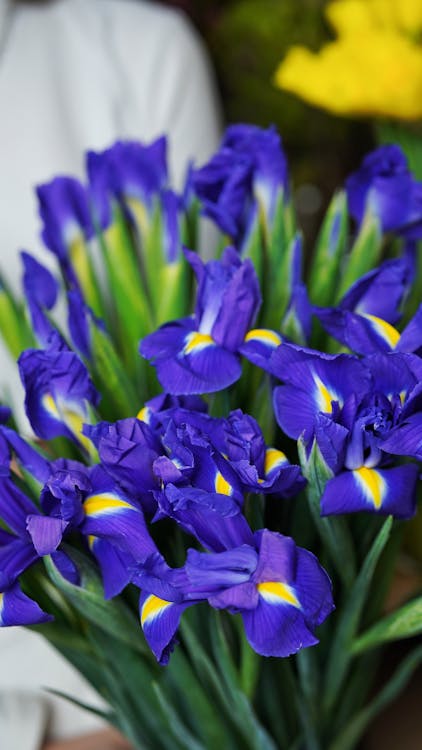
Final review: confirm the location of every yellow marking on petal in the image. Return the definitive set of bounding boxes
[141,594,172,627]
[314,375,337,413]
[137,406,150,423]
[361,314,400,349]
[215,471,233,496]
[184,332,215,354]
[84,493,133,517]
[87,535,96,550]
[257,581,300,608]
[244,329,282,347]
[41,393,91,451]
[264,448,288,475]
[354,467,386,510]
[42,393,60,419]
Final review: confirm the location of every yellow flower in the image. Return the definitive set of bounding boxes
[274,0,422,121]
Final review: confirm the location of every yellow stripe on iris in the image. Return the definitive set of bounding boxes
[184,332,215,355]
[84,493,134,517]
[141,594,172,627]
[353,467,386,510]
[257,581,300,608]
[244,329,282,347]
[215,471,233,495]
[41,393,91,451]
[264,448,288,475]
[137,406,151,423]
[314,374,338,413]
[0,591,4,625]
[361,313,400,349]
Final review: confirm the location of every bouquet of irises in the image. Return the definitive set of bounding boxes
[1,126,422,750]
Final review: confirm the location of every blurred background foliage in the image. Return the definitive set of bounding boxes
[157,0,374,237]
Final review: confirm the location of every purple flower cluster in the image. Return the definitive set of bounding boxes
[2,125,422,671]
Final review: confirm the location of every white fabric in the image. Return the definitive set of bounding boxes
[0,0,221,746]
[0,690,50,750]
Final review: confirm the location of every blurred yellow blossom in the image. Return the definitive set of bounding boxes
[274,0,422,121]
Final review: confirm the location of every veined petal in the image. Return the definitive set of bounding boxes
[82,492,157,562]
[242,596,317,657]
[239,328,282,372]
[0,583,52,626]
[140,591,192,665]
[321,464,418,519]
[155,346,242,395]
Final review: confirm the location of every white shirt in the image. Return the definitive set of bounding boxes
[0,0,221,745]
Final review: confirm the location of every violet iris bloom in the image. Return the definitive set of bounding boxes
[140,247,262,394]
[36,177,94,262]
[273,345,420,517]
[346,144,422,237]
[138,528,333,664]
[315,257,418,355]
[0,478,53,625]
[87,138,167,230]
[19,340,99,447]
[193,124,288,248]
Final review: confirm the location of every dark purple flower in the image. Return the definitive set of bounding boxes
[140,247,262,394]
[346,144,422,237]
[193,124,288,248]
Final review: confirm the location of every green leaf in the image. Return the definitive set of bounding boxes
[0,285,35,359]
[44,548,147,655]
[298,438,356,588]
[308,191,348,308]
[335,210,382,301]
[328,645,422,750]
[45,688,113,723]
[152,683,206,750]
[98,206,153,376]
[351,595,422,655]
[89,321,142,417]
[181,617,277,750]
[323,516,393,713]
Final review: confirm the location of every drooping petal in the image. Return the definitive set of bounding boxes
[139,591,192,665]
[0,583,53,626]
[320,464,418,519]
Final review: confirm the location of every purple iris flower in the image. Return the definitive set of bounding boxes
[160,407,305,498]
[315,257,415,355]
[33,463,159,598]
[193,124,288,248]
[346,144,422,237]
[87,138,167,230]
[273,345,420,517]
[138,528,333,663]
[21,252,60,347]
[0,478,53,626]
[18,340,99,446]
[140,247,262,394]
[83,418,163,514]
[36,176,94,262]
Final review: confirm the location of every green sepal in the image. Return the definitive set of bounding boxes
[98,205,153,372]
[0,283,35,359]
[335,209,382,301]
[308,191,348,308]
[298,437,356,588]
[156,255,192,325]
[88,320,142,418]
[68,237,105,320]
[262,232,300,332]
